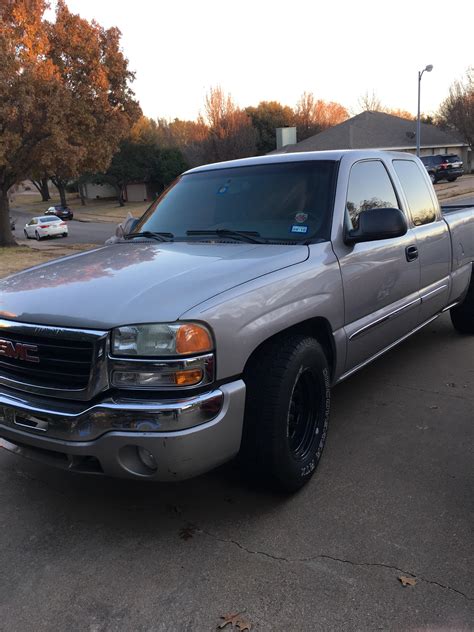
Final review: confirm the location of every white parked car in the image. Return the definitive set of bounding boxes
[24,216,68,241]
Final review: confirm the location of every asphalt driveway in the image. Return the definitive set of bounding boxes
[1,313,473,631]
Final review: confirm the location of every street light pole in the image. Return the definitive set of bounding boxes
[416,64,433,157]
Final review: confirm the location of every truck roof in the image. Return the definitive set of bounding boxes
[184,149,417,175]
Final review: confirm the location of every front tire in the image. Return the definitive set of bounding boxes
[450,278,474,334]
[241,335,330,492]
[24,229,29,239]
[429,172,436,184]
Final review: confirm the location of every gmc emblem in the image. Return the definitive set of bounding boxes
[0,339,40,363]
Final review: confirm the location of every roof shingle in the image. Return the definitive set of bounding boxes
[272,111,466,153]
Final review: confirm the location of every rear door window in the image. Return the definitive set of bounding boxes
[393,160,437,226]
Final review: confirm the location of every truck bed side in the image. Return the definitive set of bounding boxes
[441,205,474,302]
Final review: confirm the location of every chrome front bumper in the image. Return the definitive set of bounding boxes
[0,380,246,481]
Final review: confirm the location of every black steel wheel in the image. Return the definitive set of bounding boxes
[242,334,330,492]
[287,368,323,461]
[450,275,474,334]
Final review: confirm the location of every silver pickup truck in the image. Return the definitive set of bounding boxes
[1,150,473,491]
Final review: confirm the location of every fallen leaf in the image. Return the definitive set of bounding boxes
[179,524,196,540]
[236,618,251,631]
[217,612,252,630]
[218,612,242,629]
[399,575,417,587]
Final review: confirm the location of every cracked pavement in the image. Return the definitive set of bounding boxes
[1,313,473,631]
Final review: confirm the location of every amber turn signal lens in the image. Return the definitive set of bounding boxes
[174,369,204,386]
[176,324,212,355]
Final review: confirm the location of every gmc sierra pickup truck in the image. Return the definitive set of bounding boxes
[1,150,473,491]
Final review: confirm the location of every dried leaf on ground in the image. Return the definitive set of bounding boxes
[218,612,242,629]
[399,575,417,587]
[179,524,196,540]
[218,612,251,630]
[236,618,251,631]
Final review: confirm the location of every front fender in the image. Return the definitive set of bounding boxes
[180,242,345,380]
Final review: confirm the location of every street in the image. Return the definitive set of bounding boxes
[1,313,473,631]
[11,208,117,245]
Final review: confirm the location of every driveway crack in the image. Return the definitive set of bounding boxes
[390,382,473,402]
[197,528,472,601]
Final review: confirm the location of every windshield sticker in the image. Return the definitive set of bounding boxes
[291,225,308,234]
[217,180,231,195]
[295,212,308,223]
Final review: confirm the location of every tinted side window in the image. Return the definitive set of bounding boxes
[346,160,400,229]
[393,160,437,226]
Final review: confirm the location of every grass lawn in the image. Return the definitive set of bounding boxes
[0,244,96,278]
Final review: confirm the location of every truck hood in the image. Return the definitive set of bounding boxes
[0,242,309,329]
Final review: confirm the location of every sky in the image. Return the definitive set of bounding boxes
[48,0,472,122]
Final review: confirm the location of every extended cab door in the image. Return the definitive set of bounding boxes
[332,159,421,374]
[391,159,451,322]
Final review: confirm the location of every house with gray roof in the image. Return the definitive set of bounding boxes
[272,111,471,172]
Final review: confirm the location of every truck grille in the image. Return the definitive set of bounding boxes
[0,330,93,389]
[0,319,108,400]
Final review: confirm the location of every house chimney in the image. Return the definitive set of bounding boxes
[276,127,297,150]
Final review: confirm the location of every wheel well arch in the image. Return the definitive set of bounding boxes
[243,317,336,380]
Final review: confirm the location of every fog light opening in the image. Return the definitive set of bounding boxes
[137,446,157,472]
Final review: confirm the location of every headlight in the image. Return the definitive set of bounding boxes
[109,322,215,389]
[111,323,213,357]
[110,355,215,389]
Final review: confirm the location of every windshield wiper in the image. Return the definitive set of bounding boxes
[186,229,265,244]
[124,231,174,242]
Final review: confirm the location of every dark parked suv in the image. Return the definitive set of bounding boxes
[421,154,464,184]
[45,205,74,220]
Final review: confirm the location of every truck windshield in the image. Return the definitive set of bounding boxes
[134,161,337,243]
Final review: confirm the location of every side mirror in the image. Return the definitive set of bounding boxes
[345,207,408,245]
[124,218,140,235]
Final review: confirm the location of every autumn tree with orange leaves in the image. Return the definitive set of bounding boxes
[199,86,258,163]
[295,92,349,141]
[0,0,140,246]
[0,0,61,245]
